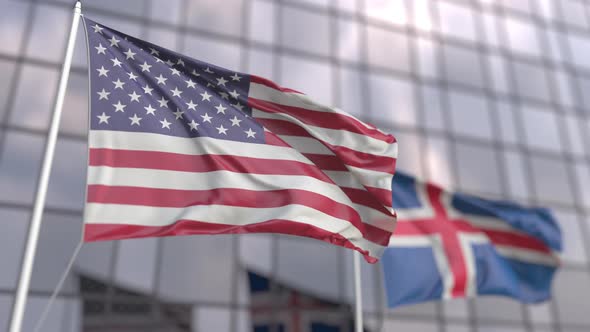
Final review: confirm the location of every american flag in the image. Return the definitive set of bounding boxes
[81,18,397,262]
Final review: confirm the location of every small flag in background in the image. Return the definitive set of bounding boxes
[248,271,366,332]
[382,172,562,307]
[81,17,397,263]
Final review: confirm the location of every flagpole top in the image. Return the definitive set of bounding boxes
[74,1,81,11]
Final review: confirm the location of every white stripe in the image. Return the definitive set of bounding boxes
[85,203,385,257]
[89,130,314,165]
[277,135,334,155]
[346,165,393,192]
[496,246,559,266]
[253,109,398,160]
[87,166,396,232]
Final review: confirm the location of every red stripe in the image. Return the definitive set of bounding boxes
[84,220,379,263]
[250,98,395,144]
[87,185,392,246]
[255,118,396,175]
[250,75,303,94]
[89,148,335,184]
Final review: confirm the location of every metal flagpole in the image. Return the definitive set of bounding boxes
[353,251,363,332]
[9,2,82,331]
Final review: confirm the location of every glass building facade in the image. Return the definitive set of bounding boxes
[0,0,589,330]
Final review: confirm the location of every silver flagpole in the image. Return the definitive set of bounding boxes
[9,2,82,331]
[353,251,363,332]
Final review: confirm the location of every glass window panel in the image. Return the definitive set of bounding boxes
[503,149,531,200]
[247,48,274,79]
[546,29,565,63]
[114,238,158,292]
[0,1,29,56]
[521,105,562,153]
[512,60,551,103]
[567,33,590,70]
[564,114,586,157]
[555,69,576,108]
[284,0,330,8]
[149,0,182,24]
[239,234,273,276]
[445,324,471,332]
[574,162,590,209]
[61,73,89,136]
[183,36,241,71]
[455,142,503,195]
[482,13,501,48]
[554,269,590,325]
[0,295,12,331]
[186,0,244,37]
[553,208,588,264]
[443,44,485,88]
[417,37,438,79]
[146,27,179,50]
[81,0,145,16]
[46,139,87,209]
[367,26,410,73]
[25,5,69,62]
[0,60,17,121]
[443,298,470,319]
[0,209,27,289]
[421,84,445,131]
[413,0,434,32]
[527,302,554,325]
[281,6,330,56]
[368,73,416,128]
[76,241,116,282]
[496,101,519,144]
[530,155,574,205]
[9,64,59,130]
[249,0,275,44]
[488,54,510,95]
[195,307,231,332]
[478,326,526,332]
[560,0,589,29]
[504,16,542,57]
[364,0,408,26]
[394,131,424,179]
[388,301,438,318]
[280,56,333,106]
[537,0,556,21]
[449,90,494,141]
[0,131,43,204]
[575,75,590,112]
[335,0,357,13]
[475,297,523,323]
[382,320,438,332]
[23,297,75,332]
[425,135,454,189]
[337,17,361,63]
[338,67,364,119]
[30,213,82,293]
[501,0,533,14]
[438,1,477,42]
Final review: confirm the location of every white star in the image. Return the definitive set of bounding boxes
[170,68,181,76]
[144,104,156,115]
[201,113,212,123]
[149,47,160,56]
[95,43,106,54]
[245,128,256,138]
[219,92,229,100]
[230,73,242,81]
[200,91,212,101]
[139,62,152,72]
[96,66,109,77]
[97,112,110,124]
[186,100,198,110]
[165,59,174,66]
[124,48,136,60]
[230,116,242,127]
[155,74,168,85]
[232,102,244,111]
[188,120,199,131]
[160,118,171,129]
[113,101,126,112]
[110,58,122,67]
[154,57,164,63]
[97,89,110,100]
[142,84,153,95]
[157,97,169,108]
[191,69,200,76]
[204,67,214,74]
[109,36,121,47]
[216,77,228,86]
[177,58,185,66]
[128,91,141,102]
[216,124,228,135]
[173,109,185,120]
[129,113,142,126]
[170,87,183,97]
[185,79,196,89]
[92,24,103,33]
[127,71,138,81]
[229,90,240,99]
[215,104,227,114]
[112,79,125,89]
[206,82,215,88]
